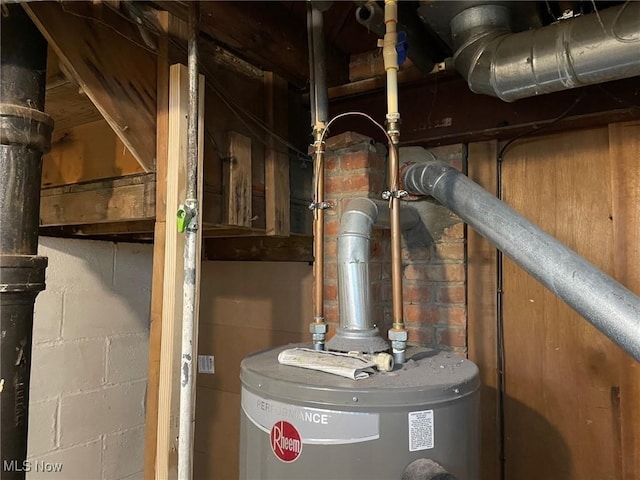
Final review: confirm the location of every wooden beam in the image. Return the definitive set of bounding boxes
[44,120,144,187]
[223,132,252,227]
[145,12,170,480]
[264,72,290,236]
[155,64,205,480]
[154,0,348,86]
[204,235,312,262]
[25,2,157,171]
[202,227,267,239]
[40,220,155,238]
[348,50,423,83]
[40,174,155,227]
[330,75,640,147]
[327,67,432,101]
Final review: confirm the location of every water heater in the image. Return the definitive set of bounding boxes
[239,345,480,479]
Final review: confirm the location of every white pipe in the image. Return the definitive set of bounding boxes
[383,0,399,116]
[178,3,199,479]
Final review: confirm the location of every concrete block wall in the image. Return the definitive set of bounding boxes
[323,132,467,353]
[26,237,153,480]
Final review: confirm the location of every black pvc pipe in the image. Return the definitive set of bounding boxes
[0,5,51,478]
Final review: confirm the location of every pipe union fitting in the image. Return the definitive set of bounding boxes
[388,329,408,342]
[310,323,328,334]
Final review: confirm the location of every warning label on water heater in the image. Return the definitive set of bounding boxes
[408,409,434,451]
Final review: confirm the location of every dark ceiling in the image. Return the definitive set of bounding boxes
[151,0,626,91]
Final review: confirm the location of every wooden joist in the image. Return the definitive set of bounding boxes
[40,173,156,227]
[204,235,313,262]
[40,220,155,239]
[264,72,290,237]
[25,2,157,171]
[154,1,348,87]
[331,75,640,146]
[223,132,252,227]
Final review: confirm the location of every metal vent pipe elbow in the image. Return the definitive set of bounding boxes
[450,2,640,102]
[402,161,640,362]
[327,198,419,353]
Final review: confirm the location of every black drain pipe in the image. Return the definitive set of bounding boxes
[0,5,52,478]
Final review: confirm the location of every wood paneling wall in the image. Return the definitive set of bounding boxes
[468,123,640,479]
[467,141,500,480]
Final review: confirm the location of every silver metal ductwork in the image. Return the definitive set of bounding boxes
[447,2,640,101]
[402,159,640,362]
[327,198,419,353]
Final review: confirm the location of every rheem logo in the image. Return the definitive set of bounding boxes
[270,421,302,463]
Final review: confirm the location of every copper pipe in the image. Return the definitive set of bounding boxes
[313,206,324,321]
[388,144,403,330]
[313,142,325,321]
[387,134,406,352]
[310,131,328,350]
[308,3,329,350]
[387,137,407,364]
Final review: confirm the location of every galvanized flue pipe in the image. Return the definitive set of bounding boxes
[402,160,640,363]
[0,5,52,479]
[450,2,640,102]
[327,198,419,354]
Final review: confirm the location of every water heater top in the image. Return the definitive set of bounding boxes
[240,344,480,409]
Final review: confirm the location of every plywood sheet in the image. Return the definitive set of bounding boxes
[194,261,313,480]
[44,120,143,187]
[193,389,240,480]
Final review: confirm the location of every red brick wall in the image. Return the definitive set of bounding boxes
[322,132,467,354]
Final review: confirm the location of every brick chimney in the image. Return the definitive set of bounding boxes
[321,132,467,354]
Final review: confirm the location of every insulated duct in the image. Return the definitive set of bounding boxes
[448,2,640,101]
[402,160,640,363]
[327,198,419,353]
[0,5,52,478]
